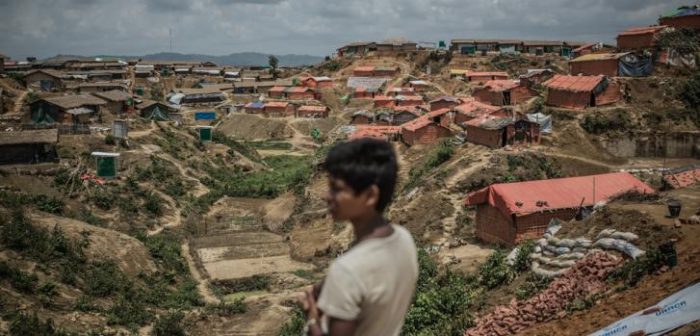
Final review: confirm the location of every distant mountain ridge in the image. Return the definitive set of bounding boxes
[45,52,325,67]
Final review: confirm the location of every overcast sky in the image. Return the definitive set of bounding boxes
[0,0,688,60]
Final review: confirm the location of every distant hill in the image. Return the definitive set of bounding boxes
[78,52,323,67]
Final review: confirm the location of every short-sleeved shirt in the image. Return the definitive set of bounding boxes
[317,224,418,336]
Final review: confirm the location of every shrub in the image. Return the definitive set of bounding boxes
[515,273,551,300]
[151,311,186,336]
[75,295,101,312]
[278,305,306,336]
[84,261,128,297]
[144,192,165,217]
[212,275,271,294]
[92,190,116,210]
[580,109,633,135]
[141,232,187,274]
[9,312,65,336]
[0,261,38,294]
[512,240,536,273]
[479,250,514,289]
[607,248,669,287]
[104,134,116,145]
[206,298,247,316]
[106,290,154,330]
[404,140,454,190]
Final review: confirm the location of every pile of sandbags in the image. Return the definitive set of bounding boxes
[465,252,622,336]
[530,221,644,278]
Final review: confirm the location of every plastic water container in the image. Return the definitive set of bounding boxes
[667,200,682,218]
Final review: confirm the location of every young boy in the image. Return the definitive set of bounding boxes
[300,138,418,336]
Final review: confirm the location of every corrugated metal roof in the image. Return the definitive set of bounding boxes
[92,90,131,102]
[298,105,328,112]
[429,96,462,104]
[465,172,655,217]
[483,80,520,92]
[401,117,434,132]
[465,114,512,129]
[373,95,394,101]
[354,66,375,72]
[569,52,629,62]
[453,98,502,116]
[523,40,563,46]
[347,77,387,92]
[41,94,107,109]
[265,101,290,108]
[245,102,265,109]
[618,26,668,36]
[543,74,605,93]
[465,71,509,77]
[0,129,58,146]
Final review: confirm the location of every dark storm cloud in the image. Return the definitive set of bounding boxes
[0,0,689,60]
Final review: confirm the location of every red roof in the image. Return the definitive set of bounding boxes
[465,71,509,77]
[287,87,313,93]
[618,25,668,36]
[465,172,655,217]
[374,95,394,101]
[453,98,503,116]
[483,80,520,92]
[350,125,400,140]
[354,66,375,72]
[355,87,368,92]
[393,105,424,115]
[573,43,597,52]
[265,101,289,108]
[424,107,451,119]
[543,74,605,93]
[298,105,328,112]
[269,86,287,93]
[401,117,434,132]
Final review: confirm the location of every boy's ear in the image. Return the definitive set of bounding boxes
[363,185,380,210]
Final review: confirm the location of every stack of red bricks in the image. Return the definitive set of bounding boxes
[464,252,622,336]
[663,165,700,189]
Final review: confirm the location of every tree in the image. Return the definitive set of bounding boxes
[268,55,279,79]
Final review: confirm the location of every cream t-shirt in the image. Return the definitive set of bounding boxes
[317,224,418,336]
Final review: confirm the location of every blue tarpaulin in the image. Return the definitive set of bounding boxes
[618,54,653,77]
[194,112,216,120]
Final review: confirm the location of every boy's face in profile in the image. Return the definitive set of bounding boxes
[325,176,373,221]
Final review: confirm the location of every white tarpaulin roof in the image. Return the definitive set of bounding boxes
[527,112,552,134]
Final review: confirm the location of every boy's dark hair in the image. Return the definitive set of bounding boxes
[324,138,398,212]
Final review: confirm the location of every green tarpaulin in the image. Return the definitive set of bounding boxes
[31,106,56,124]
[96,157,116,178]
[199,128,212,142]
[142,106,169,121]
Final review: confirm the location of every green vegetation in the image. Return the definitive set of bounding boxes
[152,311,186,336]
[0,261,38,293]
[0,190,64,214]
[404,140,455,191]
[478,250,514,289]
[8,312,70,336]
[607,247,671,287]
[204,155,313,199]
[212,275,272,295]
[580,109,634,135]
[243,140,293,150]
[512,240,536,273]
[212,132,262,163]
[278,305,306,336]
[206,298,247,316]
[679,72,700,126]
[515,273,551,300]
[657,28,700,53]
[402,250,475,336]
[104,134,116,145]
[292,269,315,280]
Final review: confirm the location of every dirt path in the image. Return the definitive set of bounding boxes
[128,121,157,139]
[12,90,27,115]
[158,152,210,198]
[145,187,181,236]
[182,241,219,304]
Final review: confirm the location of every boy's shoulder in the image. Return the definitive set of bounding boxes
[333,224,415,269]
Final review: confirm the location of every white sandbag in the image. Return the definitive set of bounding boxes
[574,238,593,248]
[573,247,589,254]
[542,249,555,257]
[534,245,542,253]
[506,247,520,266]
[596,229,617,240]
[559,252,586,260]
[558,238,576,248]
[531,261,567,278]
[594,238,646,259]
[546,219,562,236]
[538,238,548,248]
[554,246,571,255]
[610,231,639,242]
[547,236,561,246]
